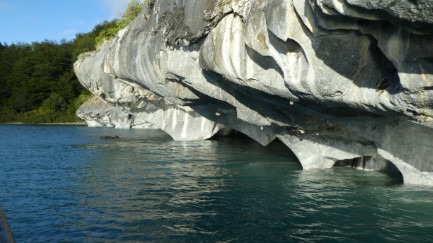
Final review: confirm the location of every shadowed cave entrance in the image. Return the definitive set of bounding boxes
[333,156,404,183]
[211,130,303,169]
[211,130,403,183]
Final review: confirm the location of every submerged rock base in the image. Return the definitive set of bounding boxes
[75,0,433,185]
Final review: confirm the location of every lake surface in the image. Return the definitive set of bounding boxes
[0,125,432,242]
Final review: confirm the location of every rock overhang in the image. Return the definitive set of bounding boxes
[75,0,433,185]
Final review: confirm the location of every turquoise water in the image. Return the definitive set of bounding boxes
[0,125,432,242]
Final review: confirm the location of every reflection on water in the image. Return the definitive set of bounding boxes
[0,125,432,242]
[74,134,301,241]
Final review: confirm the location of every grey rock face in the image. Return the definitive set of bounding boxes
[75,0,433,185]
[74,39,223,140]
[76,96,155,129]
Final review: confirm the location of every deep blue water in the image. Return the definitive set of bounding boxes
[0,125,433,242]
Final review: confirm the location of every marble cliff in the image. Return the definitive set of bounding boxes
[75,0,433,185]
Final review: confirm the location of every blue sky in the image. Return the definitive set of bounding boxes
[0,0,131,44]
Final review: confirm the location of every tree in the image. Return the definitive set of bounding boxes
[0,1,149,122]
[118,0,145,29]
[72,20,117,59]
[40,93,66,113]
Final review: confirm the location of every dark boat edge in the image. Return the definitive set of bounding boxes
[0,207,15,243]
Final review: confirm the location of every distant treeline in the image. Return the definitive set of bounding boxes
[0,22,107,123]
[0,0,145,123]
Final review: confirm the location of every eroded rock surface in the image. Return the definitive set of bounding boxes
[75,0,433,185]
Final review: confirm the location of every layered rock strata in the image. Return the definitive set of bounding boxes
[75,0,433,185]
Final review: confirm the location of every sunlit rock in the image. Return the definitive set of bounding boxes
[75,0,433,185]
[77,96,154,129]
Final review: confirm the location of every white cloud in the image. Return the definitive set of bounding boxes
[99,0,131,19]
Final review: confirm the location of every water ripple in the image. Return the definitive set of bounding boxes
[0,125,432,242]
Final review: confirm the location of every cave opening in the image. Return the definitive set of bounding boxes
[211,129,303,169]
[333,156,403,183]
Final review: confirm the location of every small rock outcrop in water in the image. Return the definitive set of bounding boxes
[75,0,433,185]
[100,135,120,140]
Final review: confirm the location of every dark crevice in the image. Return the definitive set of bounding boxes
[407,0,418,7]
[368,38,402,95]
[424,57,433,64]
[423,86,433,91]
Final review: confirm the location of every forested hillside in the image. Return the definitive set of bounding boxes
[0,0,144,123]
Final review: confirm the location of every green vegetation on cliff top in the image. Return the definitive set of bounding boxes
[95,0,145,47]
[0,0,146,123]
